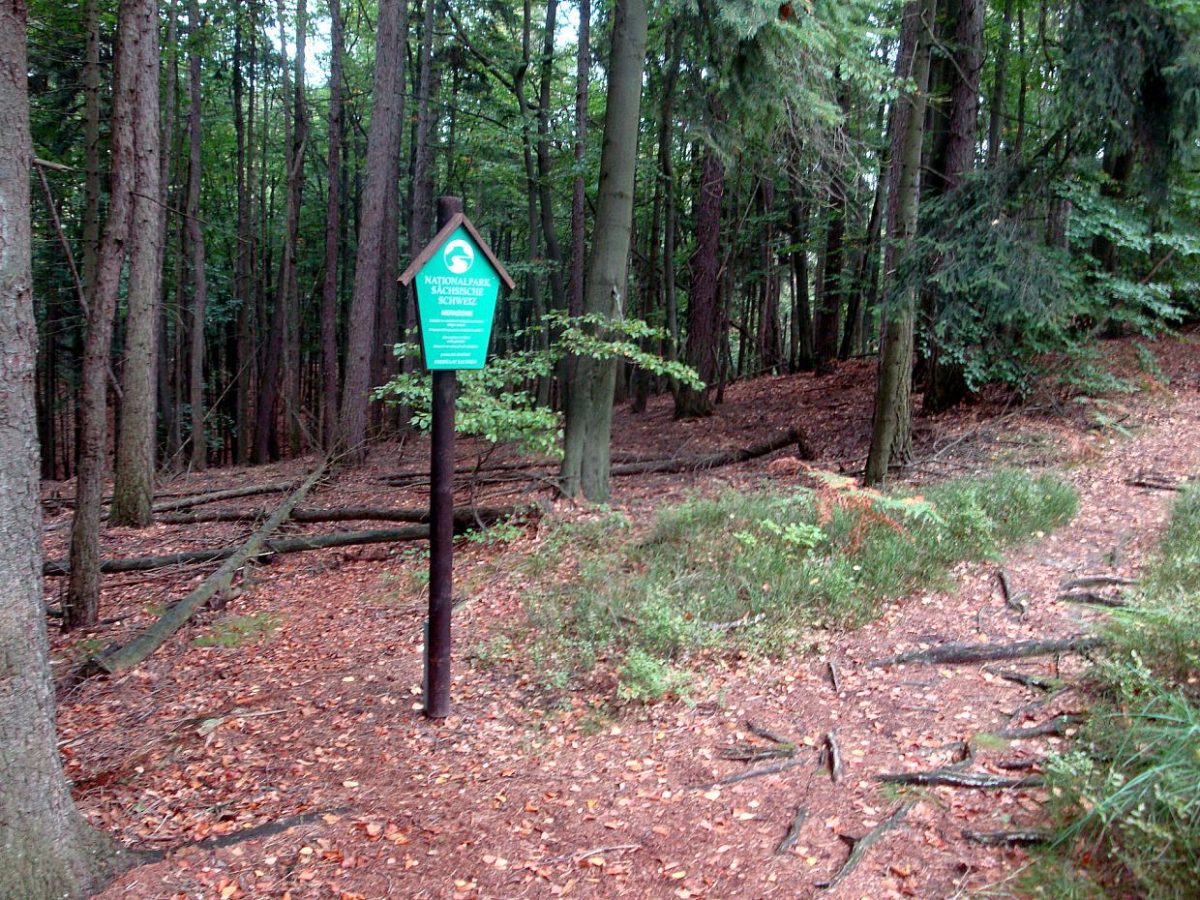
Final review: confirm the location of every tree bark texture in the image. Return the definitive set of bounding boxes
[339,0,406,458]
[66,0,143,628]
[865,0,935,486]
[0,4,123,891]
[559,0,648,500]
[923,0,983,414]
[185,0,208,470]
[320,0,344,449]
[674,151,724,418]
[110,0,164,525]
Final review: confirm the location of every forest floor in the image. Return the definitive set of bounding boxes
[44,330,1199,900]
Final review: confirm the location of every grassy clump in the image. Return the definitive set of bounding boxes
[1038,485,1200,897]
[191,612,280,648]
[526,469,1077,701]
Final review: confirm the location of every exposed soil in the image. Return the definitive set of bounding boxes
[44,332,1199,899]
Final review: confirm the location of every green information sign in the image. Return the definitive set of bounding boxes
[399,214,514,370]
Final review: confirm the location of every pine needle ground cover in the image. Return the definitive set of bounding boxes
[1036,484,1200,898]
[520,470,1077,702]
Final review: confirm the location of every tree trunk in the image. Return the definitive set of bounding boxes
[1,2,126,893]
[923,0,983,414]
[66,0,144,628]
[320,0,344,449]
[233,3,255,462]
[284,0,308,457]
[563,0,589,405]
[987,0,1013,165]
[339,0,406,458]
[757,180,784,373]
[674,151,725,418]
[110,0,163,526]
[788,195,814,371]
[865,0,935,486]
[410,0,437,256]
[659,25,681,368]
[537,0,565,315]
[185,0,208,470]
[1,17,123,883]
[81,0,101,311]
[559,0,648,500]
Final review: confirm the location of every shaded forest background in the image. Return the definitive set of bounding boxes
[24,0,1200,627]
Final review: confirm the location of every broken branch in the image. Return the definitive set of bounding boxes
[78,461,329,676]
[816,802,916,890]
[45,526,432,575]
[775,807,810,855]
[875,769,1043,789]
[867,637,1106,669]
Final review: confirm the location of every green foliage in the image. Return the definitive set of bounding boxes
[616,648,690,703]
[524,470,1076,701]
[1038,486,1200,896]
[373,313,701,458]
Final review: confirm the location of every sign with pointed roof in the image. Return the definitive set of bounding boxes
[399,213,514,370]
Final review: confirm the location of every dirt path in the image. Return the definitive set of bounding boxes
[54,341,1197,899]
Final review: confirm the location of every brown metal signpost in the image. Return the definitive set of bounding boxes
[399,196,513,718]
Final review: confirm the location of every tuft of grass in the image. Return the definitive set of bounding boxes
[524,469,1076,701]
[1035,485,1200,897]
[192,612,280,648]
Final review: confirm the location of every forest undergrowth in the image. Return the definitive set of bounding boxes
[516,471,1079,702]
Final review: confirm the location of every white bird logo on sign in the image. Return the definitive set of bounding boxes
[443,239,475,274]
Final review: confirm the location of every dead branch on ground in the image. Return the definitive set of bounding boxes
[77,461,328,677]
[775,807,810,855]
[866,636,1105,669]
[875,769,1043,789]
[816,802,917,890]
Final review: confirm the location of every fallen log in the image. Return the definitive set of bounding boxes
[608,425,814,477]
[816,802,916,890]
[985,668,1061,692]
[711,756,806,787]
[986,714,1082,740]
[43,479,304,531]
[151,480,299,513]
[866,636,1106,669]
[963,829,1048,846]
[1125,477,1185,492]
[1058,590,1130,609]
[1060,575,1138,590]
[45,525,432,576]
[381,426,816,486]
[157,503,527,527]
[875,769,1043,789]
[78,461,330,677]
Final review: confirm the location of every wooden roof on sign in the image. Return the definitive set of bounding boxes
[398,212,516,290]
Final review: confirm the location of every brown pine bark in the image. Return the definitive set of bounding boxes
[674,151,725,418]
[537,0,565,314]
[923,0,984,414]
[320,0,344,449]
[865,0,936,486]
[233,5,255,462]
[66,0,143,628]
[185,0,208,470]
[339,0,406,458]
[284,0,308,456]
[110,0,164,525]
[568,0,589,319]
[81,0,101,306]
[1,5,124,884]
